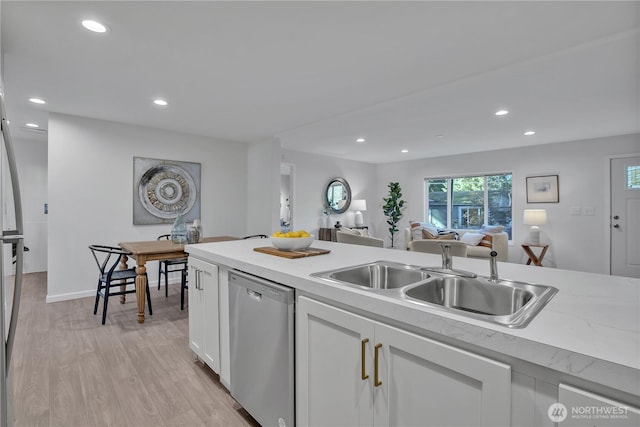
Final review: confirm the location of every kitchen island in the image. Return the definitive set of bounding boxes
[186,238,639,426]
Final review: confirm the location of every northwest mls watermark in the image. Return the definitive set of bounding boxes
[548,402,631,423]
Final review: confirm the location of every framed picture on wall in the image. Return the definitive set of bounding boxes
[526,175,559,203]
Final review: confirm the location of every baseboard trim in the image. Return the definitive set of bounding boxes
[46,289,96,303]
[45,278,185,303]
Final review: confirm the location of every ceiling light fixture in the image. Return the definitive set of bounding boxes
[356,138,365,143]
[153,99,168,106]
[524,131,536,136]
[495,110,509,116]
[82,20,108,33]
[25,123,39,128]
[401,149,409,153]
[29,98,46,104]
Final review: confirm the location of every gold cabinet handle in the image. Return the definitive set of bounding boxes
[374,343,382,387]
[361,338,369,380]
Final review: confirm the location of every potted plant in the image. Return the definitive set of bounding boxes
[382,182,406,248]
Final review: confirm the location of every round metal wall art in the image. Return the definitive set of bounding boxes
[138,164,197,219]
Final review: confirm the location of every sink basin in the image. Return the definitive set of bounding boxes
[311,260,431,290]
[311,261,557,328]
[403,276,558,328]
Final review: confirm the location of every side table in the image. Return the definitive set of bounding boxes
[521,243,549,266]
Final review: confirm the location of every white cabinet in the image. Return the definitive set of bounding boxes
[296,296,511,427]
[557,384,640,427]
[188,257,220,373]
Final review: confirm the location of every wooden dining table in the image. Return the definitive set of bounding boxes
[118,236,238,323]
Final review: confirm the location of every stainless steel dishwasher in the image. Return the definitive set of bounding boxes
[229,270,295,427]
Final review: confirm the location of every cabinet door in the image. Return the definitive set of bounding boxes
[187,262,204,357]
[217,266,232,389]
[297,296,375,427]
[373,323,511,427]
[187,257,220,373]
[200,262,219,372]
[558,384,640,427]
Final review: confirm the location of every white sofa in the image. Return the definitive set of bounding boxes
[336,230,384,247]
[403,227,508,261]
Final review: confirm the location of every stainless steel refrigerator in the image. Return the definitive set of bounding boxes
[0,92,24,427]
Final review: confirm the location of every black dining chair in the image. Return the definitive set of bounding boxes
[89,244,152,325]
[157,234,189,309]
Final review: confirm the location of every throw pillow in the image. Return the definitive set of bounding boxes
[422,229,455,240]
[460,232,485,246]
[478,234,493,248]
[410,221,438,241]
[480,224,505,234]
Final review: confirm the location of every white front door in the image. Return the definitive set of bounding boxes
[610,156,640,278]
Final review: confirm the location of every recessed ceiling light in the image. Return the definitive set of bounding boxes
[153,99,168,106]
[25,123,39,128]
[29,98,46,104]
[524,131,536,136]
[401,149,409,153]
[495,110,509,116]
[82,20,108,33]
[356,138,365,143]
[435,134,444,138]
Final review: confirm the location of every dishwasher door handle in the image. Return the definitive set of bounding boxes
[247,289,262,301]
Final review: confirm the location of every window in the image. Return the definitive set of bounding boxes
[425,173,512,239]
[627,165,640,189]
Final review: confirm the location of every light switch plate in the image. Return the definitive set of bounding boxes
[570,207,581,215]
[583,207,595,216]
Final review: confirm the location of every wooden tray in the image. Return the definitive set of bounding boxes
[254,246,331,259]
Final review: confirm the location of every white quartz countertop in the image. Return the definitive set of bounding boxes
[186,238,640,396]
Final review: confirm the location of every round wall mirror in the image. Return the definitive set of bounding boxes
[325,177,352,214]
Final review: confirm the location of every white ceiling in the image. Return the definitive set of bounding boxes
[2,1,639,163]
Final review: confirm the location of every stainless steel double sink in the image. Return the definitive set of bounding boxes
[311,260,558,328]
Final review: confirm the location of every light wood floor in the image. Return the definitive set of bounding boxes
[11,272,260,427]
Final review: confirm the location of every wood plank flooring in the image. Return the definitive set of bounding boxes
[11,272,260,427]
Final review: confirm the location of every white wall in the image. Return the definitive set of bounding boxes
[47,113,248,302]
[374,133,640,274]
[247,139,280,235]
[282,149,377,237]
[13,136,47,273]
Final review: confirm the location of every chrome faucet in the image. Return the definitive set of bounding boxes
[441,243,453,270]
[420,243,477,278]
[489,250,499,282]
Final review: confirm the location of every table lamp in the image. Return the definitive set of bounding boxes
[523,209,547,244]
[351,199,367,227]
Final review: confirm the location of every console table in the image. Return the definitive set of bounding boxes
[318,228,336,242]
[521,243,549,266]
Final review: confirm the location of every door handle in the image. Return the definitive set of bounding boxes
[374,343,382,387]
[613,215,620,220]
[361,338,369,380]
[613,224,620,229]
[247,289,262,301]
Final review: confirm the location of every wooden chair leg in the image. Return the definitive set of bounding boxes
[93,280,101,315]
[180,270,187,310]
[145,279,153,316]
[101,282,109,325]
[164,266,169,298]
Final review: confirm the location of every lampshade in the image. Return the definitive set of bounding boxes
[351,199,367,226]
[523,209,547,244]
[523,209,547,226]
[351,199,367,212]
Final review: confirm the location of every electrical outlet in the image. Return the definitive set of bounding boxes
[583,207,595,216]
[570,207,581,215]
